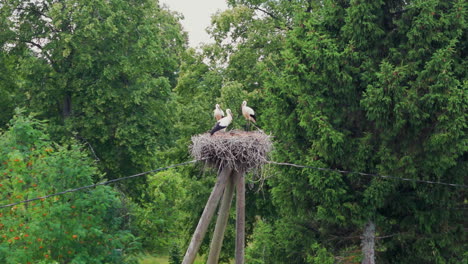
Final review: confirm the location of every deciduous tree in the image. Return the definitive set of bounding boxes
[0,111,138,263]
[0,0,187,189]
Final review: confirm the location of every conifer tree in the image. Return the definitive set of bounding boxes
[258,0,467,262]
[189,0,467,262]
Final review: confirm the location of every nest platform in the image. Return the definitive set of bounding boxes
[190,130,272,172]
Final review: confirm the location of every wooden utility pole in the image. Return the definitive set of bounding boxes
[234,170,245,264]
[186,130,272,264]
[182,167,232,264]
[207,172,236,264]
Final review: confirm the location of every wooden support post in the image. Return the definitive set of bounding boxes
[234,170,245,264]
[182,167,232,264]
[361,220,376,264]
[188,131,272,263]
[207,173,235,264]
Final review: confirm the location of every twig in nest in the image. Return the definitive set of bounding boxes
[190,130,273,172]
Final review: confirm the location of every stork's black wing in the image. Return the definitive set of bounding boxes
[210,122,227,135]
[250,114,256,123]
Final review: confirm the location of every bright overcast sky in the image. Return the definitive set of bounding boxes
[160,0,228,47]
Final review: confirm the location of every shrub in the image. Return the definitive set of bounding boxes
[0,111,139,263]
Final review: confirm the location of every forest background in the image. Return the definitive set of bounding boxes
[0,0,466,263]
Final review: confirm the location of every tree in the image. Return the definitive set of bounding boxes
[133,169,188,251]
[0,0,187,190]
[162,1,292,260]
[259,0,467,262]
[180,0,467,262]
[0,52,17,128]
[0,110,138,263]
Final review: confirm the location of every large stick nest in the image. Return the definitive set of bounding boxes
[190,130,273,172]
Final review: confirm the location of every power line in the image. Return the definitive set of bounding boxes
[0,160,197,210]
[1,159,465,210]
[267,161,468,188]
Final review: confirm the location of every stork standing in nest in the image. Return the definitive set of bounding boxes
[241,101,256,131]
[213,104,225,121]
[210,109,232,135]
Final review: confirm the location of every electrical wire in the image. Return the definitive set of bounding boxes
[0,160,197,209]
[267,161,468,188]
[1,158,465,210]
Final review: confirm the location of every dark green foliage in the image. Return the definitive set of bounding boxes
[1,0,466,261]
[191,0,467,263]
[0,53,17,128]
[0,0,186,188]
[257,0,467,263]
[0,0,188,255]
[169,242,182,264]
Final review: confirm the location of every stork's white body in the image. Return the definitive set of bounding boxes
[213,104,225,121]
[218,111,232,127]
[210,109,232,135]
[241,101,256,123]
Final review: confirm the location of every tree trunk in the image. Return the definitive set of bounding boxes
[234,170,245,264]
[207,173,235,264]
[182,167,232,264]
[361,220,376,264]
[63,92,72,118]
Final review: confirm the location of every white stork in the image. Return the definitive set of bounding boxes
[213,104,225,121]
[210,109,232,135]
[241,101,256,123]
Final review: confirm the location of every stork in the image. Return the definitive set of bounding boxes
[210,109,232,135]
[213,104,225,121]
[241,101,256,130]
